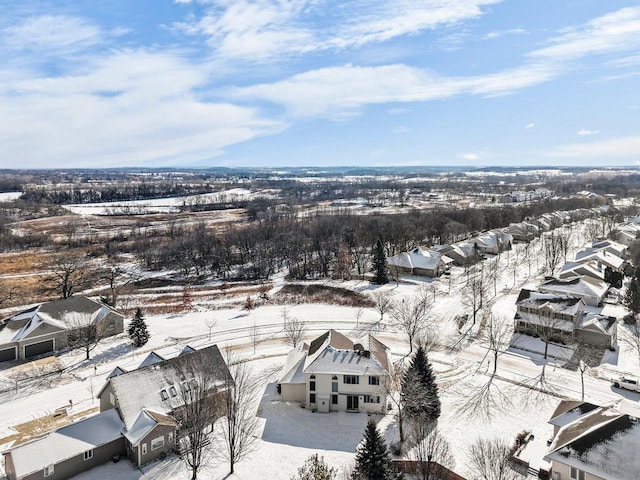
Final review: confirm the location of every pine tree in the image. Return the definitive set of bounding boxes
[371,238,389,285]
[292,454,337,480]
[128,308,150,348]
[624,277,640,316]
[401,346,441,422]
[352,419,394,480]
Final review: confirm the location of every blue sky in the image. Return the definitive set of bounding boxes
[1,0,639,169]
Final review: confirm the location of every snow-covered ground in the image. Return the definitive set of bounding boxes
[0,192,22,202]
[1,220,638,479]
[62,189,256,215]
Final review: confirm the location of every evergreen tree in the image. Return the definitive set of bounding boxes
[292,454,337,480]
[371,238,389,285]
[128,308,150,348]
[401,346,440,422]
[352,419,394,480]
[624,277,640,316]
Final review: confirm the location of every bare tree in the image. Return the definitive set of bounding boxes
[0,281,15,308]
[409,418,456,480]
[391,288,433,355]
[622,322,640,366]
[535,311,572,360]
[570,341,599,401]
[64,312,105,360]
[42,253,91,298]
[371,291,393,324]
[61,219,80,248]
[384,361,406,443]
[542,232,566,276]
[462,266,487,325]
[173,354,228,480]
[101,259,139,308]
[478,314,513,376]
[203,317,217,342]
[219,353,260,475]
[468,437,520,480]
[283,314,307,348]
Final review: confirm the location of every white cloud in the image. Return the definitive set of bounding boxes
[546,135,640,159]
[0,49,284,168]
[2,15,104,56]
[459,153,480,161]
[393,126,410,134]
[529,6,640,61]
[526,123,535,129]
[175,0,502,62]
[389,108,409,115]
[577,129,599,136]
[482,28,526,40]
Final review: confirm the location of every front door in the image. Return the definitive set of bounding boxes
[347,395,359,411]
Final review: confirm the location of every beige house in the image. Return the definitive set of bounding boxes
[0,296,124,363]
[544,401,640,480]
[279,330,391,413]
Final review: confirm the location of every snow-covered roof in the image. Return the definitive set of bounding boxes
[138,351,165,368]
[4,409,123,479]
[387,247,449,271]
[538,277,609,302]
[577,313,616,335]
[279,345,308,385]
[124,409,176,445]
[304,345,387,376]
[0,296,124,345]
[545,406,640,480]
[516,289,583,315]
[549,401,600,428]
[592,240,627,256]
[107,344,230,430]
[559,261,604,281]
[575,249,624,270]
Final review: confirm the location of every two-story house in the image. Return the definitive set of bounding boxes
[279,330,391,414]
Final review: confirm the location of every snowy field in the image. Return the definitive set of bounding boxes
[1,221,639,479]
[0,192,22,203]
[62,189,256,215]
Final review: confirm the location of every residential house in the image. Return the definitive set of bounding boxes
[590,240,628,260]
[0,296,125,363]
[574,249,624,273]
[503,222,540,242]
[279,330,391,414]
[544,402,640,480]
[97,344,231,467]
[613,223,640,246]
[514,289,616,348]
[537,277,609,307]
[3,345,231,479]
[558,261,605,283]
[387,247,453,277]
[3,409,125,480]
[471,231,513,255]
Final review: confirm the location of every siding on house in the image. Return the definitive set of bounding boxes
[132,424,177,467]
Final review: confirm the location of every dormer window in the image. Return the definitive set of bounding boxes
[160,389,169,401]
[169,386,178,397]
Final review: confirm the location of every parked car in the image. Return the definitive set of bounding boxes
[612,376,640,392]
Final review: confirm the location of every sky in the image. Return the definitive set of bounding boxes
[1,0,639,169]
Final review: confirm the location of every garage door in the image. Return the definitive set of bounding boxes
[0,347,16,362]
[24,339,54,359]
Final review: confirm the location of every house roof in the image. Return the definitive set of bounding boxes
[516,289,583,314]
[387,247,450,272]
[575,249,624,270]
[138,351,165,368]
[282,331,391,380]
[559,261,605,281]
[107,344,230,430]
[0,296,124,345]
[124,409,177,445]
[545,406,640,480]
[538,276,609,302]
[549,401,600,428]
[3,409,123,479]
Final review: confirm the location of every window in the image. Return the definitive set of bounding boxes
[570,467,585,480]
[331,394,338,405]
[44,464,54,477]
[151,436,165,451]
[310,375,316,391]
[169,386,178,397]
[181,381,190,393]
[169,432,174,444]
[343,375,359,384]
[332,375,338,392]
[160,389,169,401]
[83,450,93,461]
[363,395,380,404]
[309,393,316,404]
[141,443,147,455]
[368,376,380,386]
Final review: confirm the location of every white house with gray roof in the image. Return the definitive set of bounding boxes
[279,330,391,413]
